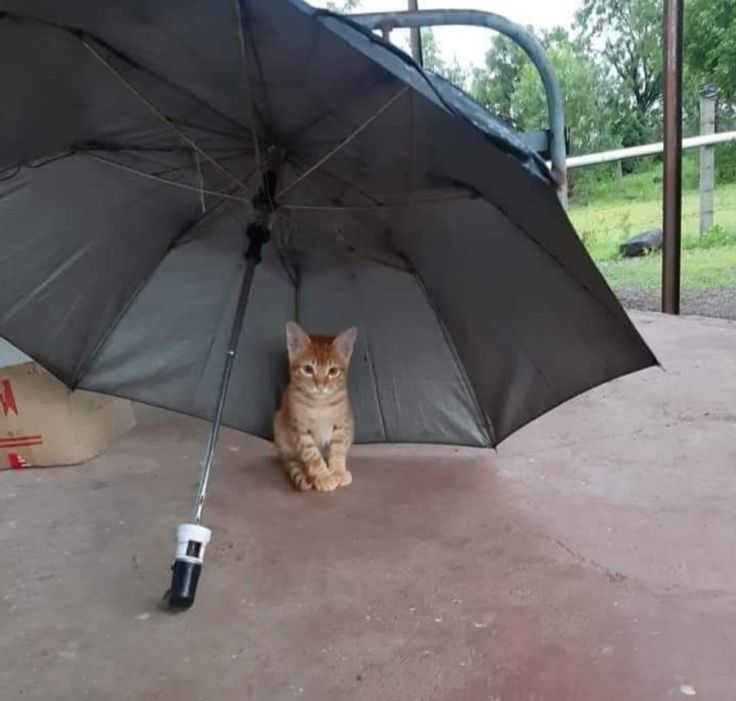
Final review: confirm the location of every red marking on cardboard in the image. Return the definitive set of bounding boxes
[0,434,42,445]
[1,379,19,417]
[7,453,29,469]
[0,437,43,449]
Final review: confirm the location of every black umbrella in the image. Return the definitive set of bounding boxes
[0,0,656,609]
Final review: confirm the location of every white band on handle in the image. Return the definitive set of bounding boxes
[175,523,212,564]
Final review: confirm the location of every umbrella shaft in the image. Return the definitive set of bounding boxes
[191,166,276,523]
[193,254,258,524]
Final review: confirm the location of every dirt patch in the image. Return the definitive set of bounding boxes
[615,286,736,320]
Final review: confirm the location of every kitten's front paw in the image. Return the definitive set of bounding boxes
[286,463,312,492]
[338,470,352,487]
[305,459,330,481]
[328,458,346,474]
[313,472,341,492]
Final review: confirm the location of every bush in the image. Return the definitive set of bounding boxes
[683,224,736,250]
[717,142,736,184]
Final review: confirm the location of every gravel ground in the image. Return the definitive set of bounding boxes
[615,286,736,320]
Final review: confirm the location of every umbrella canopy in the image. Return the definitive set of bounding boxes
[0,0,656,448]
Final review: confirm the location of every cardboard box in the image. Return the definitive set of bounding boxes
[0,341,135,470]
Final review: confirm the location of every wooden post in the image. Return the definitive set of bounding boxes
[699,84,718,238]
[407,0,423,66]
[614,158,623,185]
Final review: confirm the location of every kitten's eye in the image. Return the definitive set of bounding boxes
[302,364,314,375]
[328,367,340,377]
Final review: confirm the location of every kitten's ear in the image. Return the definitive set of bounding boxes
[286,321,310,360]
[333,327,358,364]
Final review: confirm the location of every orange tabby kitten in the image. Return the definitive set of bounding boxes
[274,322,357,492]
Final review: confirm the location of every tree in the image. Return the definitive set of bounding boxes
[470,28,615,153]
[686,0,736,102]
[511,29,616,155]
[325,0,361,12]
[575,0,662,145]
[470,34,528,127]
[420,28,468,89]
[685,0,736,183]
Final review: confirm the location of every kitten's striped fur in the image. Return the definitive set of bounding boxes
[274,322,357,492]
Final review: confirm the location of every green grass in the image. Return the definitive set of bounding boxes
[570,151,702,206]
[596,247,736,290]
[568,160,736,291]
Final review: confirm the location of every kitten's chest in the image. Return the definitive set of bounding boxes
[310,418,335,451]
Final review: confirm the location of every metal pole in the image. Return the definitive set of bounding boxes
[557,130,736,169]
[167,256,256,609]
[662,0,683,315]
[407,0,423,66]
[193,253,258,523]
[350,9,567,206]
[192,172,276,524]
[699,84,718,237]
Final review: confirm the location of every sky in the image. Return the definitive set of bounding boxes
[310,0,583,70]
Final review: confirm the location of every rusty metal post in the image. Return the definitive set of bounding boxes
[662,0,683,314]
[407,0,423,66]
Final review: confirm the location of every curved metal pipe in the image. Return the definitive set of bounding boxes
[350,9,568,207]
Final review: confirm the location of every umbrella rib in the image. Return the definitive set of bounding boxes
[166,118,250,141]
[281,193,474,211]
[238,0,277,140]
[153,150,251,175]
[333,231,411,273]
[276,86,410,201]
[82,39,255,193]
[193,150,206,213]
[70,188,244,385]
[87,154,254,204]
[171,185,242,250]
[4,12,254,137]
[234,0,264,174]
[83,142,246,154]
[271,214,299,286]
[287,155,384,206]
[83,147,248,177]
[410,270,496,446]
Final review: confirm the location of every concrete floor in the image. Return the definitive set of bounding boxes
[1,311,735,701]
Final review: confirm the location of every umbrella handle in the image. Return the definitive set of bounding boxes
[162,172,276,613]
[163,523,212,611]
[162,248,258,613]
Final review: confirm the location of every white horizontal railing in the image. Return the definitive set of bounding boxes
[548,130,736,170]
